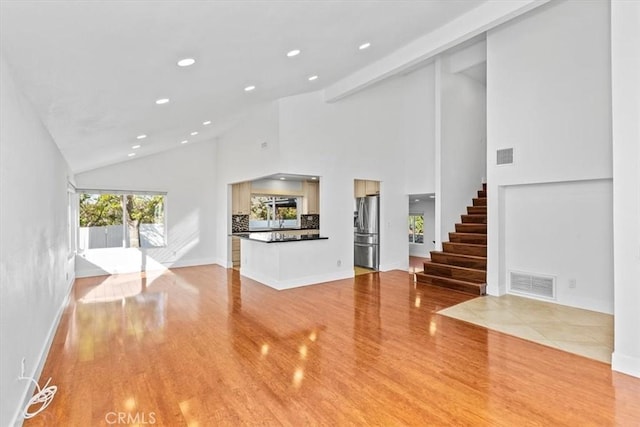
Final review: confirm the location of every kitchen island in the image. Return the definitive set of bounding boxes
[232,231,343,290]
[234,231,328,243]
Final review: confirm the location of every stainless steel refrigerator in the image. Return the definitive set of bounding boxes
[354,195,380,270]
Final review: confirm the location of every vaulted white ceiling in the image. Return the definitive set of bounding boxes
[0,0,487,173]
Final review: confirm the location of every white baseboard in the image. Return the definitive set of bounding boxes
[75,267,111,278]
[162,257,218,269]
[240,267,353,291]
[11,276,74,426]
[379,261,408,272]
[76,256,219,278]
[213,257,230,268]
[612,352,640,378]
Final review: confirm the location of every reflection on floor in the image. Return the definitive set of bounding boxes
[438,294,613,363]
[357,256,428,276]
[409,256,428,274]
[354,266,376,276]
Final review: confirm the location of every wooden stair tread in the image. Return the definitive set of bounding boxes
[431,251,486,261]
[431,251,487,269]
[443,242,486,248]
[449,233,487,244]
[423,261,486,283]
[461,214,487,224]
[424,260,485,274]
[415,272,486,296]
[455,223,487,233]
[467,206,486,214]
[442,242,487,257]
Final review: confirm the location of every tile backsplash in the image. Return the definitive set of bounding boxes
[301,214,320,229]
[232,215,249,233]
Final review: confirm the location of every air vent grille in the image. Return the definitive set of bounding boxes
[509,271,555,299]
[497,148,514,165]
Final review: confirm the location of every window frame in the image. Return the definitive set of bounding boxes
[249,194,301,229]
[77,189,167,251]
[408,213,424,245]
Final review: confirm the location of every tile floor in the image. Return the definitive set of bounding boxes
[438,294,614,363]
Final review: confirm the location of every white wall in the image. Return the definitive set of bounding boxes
[214,102,282,266]
[215,65,436,274]
[216,102,281,184]
[402,66,437,195]
[504,180,613,313]
[437,57,487,247]
[486,0,613,302]
[409,199,436,257]
[74,141,218,277]
[0,55,73,426]
[611,0,640,378]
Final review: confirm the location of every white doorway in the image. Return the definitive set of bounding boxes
[408,194,435,272]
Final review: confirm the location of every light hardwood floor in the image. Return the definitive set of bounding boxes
[25,265,640,425]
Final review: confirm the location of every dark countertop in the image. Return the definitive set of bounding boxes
[232,232,328,243]
[248,227,317,232]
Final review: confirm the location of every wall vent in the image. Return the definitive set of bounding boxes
[497,148,514,165]
[509,271,555,299]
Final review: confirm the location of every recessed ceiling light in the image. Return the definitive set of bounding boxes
[132,145,141,149]
[311,177,317,180]
[308,75,318,81]
[414,199,420,202]
[190,131,198,136]
[155,98,170,105]
[128,153,136,157]
[280,177,286,180]
[203,121,212,125]
[429,195,435,199]
[136,134,147,140]
[244,85,255,92]
[286,49,301,57]
[181,140,188,144]
[177,58,195,67]
[359,42,371,50]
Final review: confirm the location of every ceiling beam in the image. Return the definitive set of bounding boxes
[323,0,550,102]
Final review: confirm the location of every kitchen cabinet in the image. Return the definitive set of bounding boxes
[303,181,319,214]
[232,181,251,215]
[232,236,241,268]
[354,179,380,197]
[365,180,380,196]
[354,180,366,198]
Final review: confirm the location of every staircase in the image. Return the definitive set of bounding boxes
[416,184,487,295]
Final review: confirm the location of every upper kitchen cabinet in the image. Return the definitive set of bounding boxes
[303,180,320,214]
[232,181,251,215]
[365,180,380,196]
[354,179,380,197]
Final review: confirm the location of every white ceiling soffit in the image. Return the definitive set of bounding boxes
[0,0,489,174]
[324,0,551,102]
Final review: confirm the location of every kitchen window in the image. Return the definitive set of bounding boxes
[250,195,299,229]
[408,214,424,244]
[78,191,166,250]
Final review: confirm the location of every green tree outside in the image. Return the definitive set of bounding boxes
[79,193,164,247]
